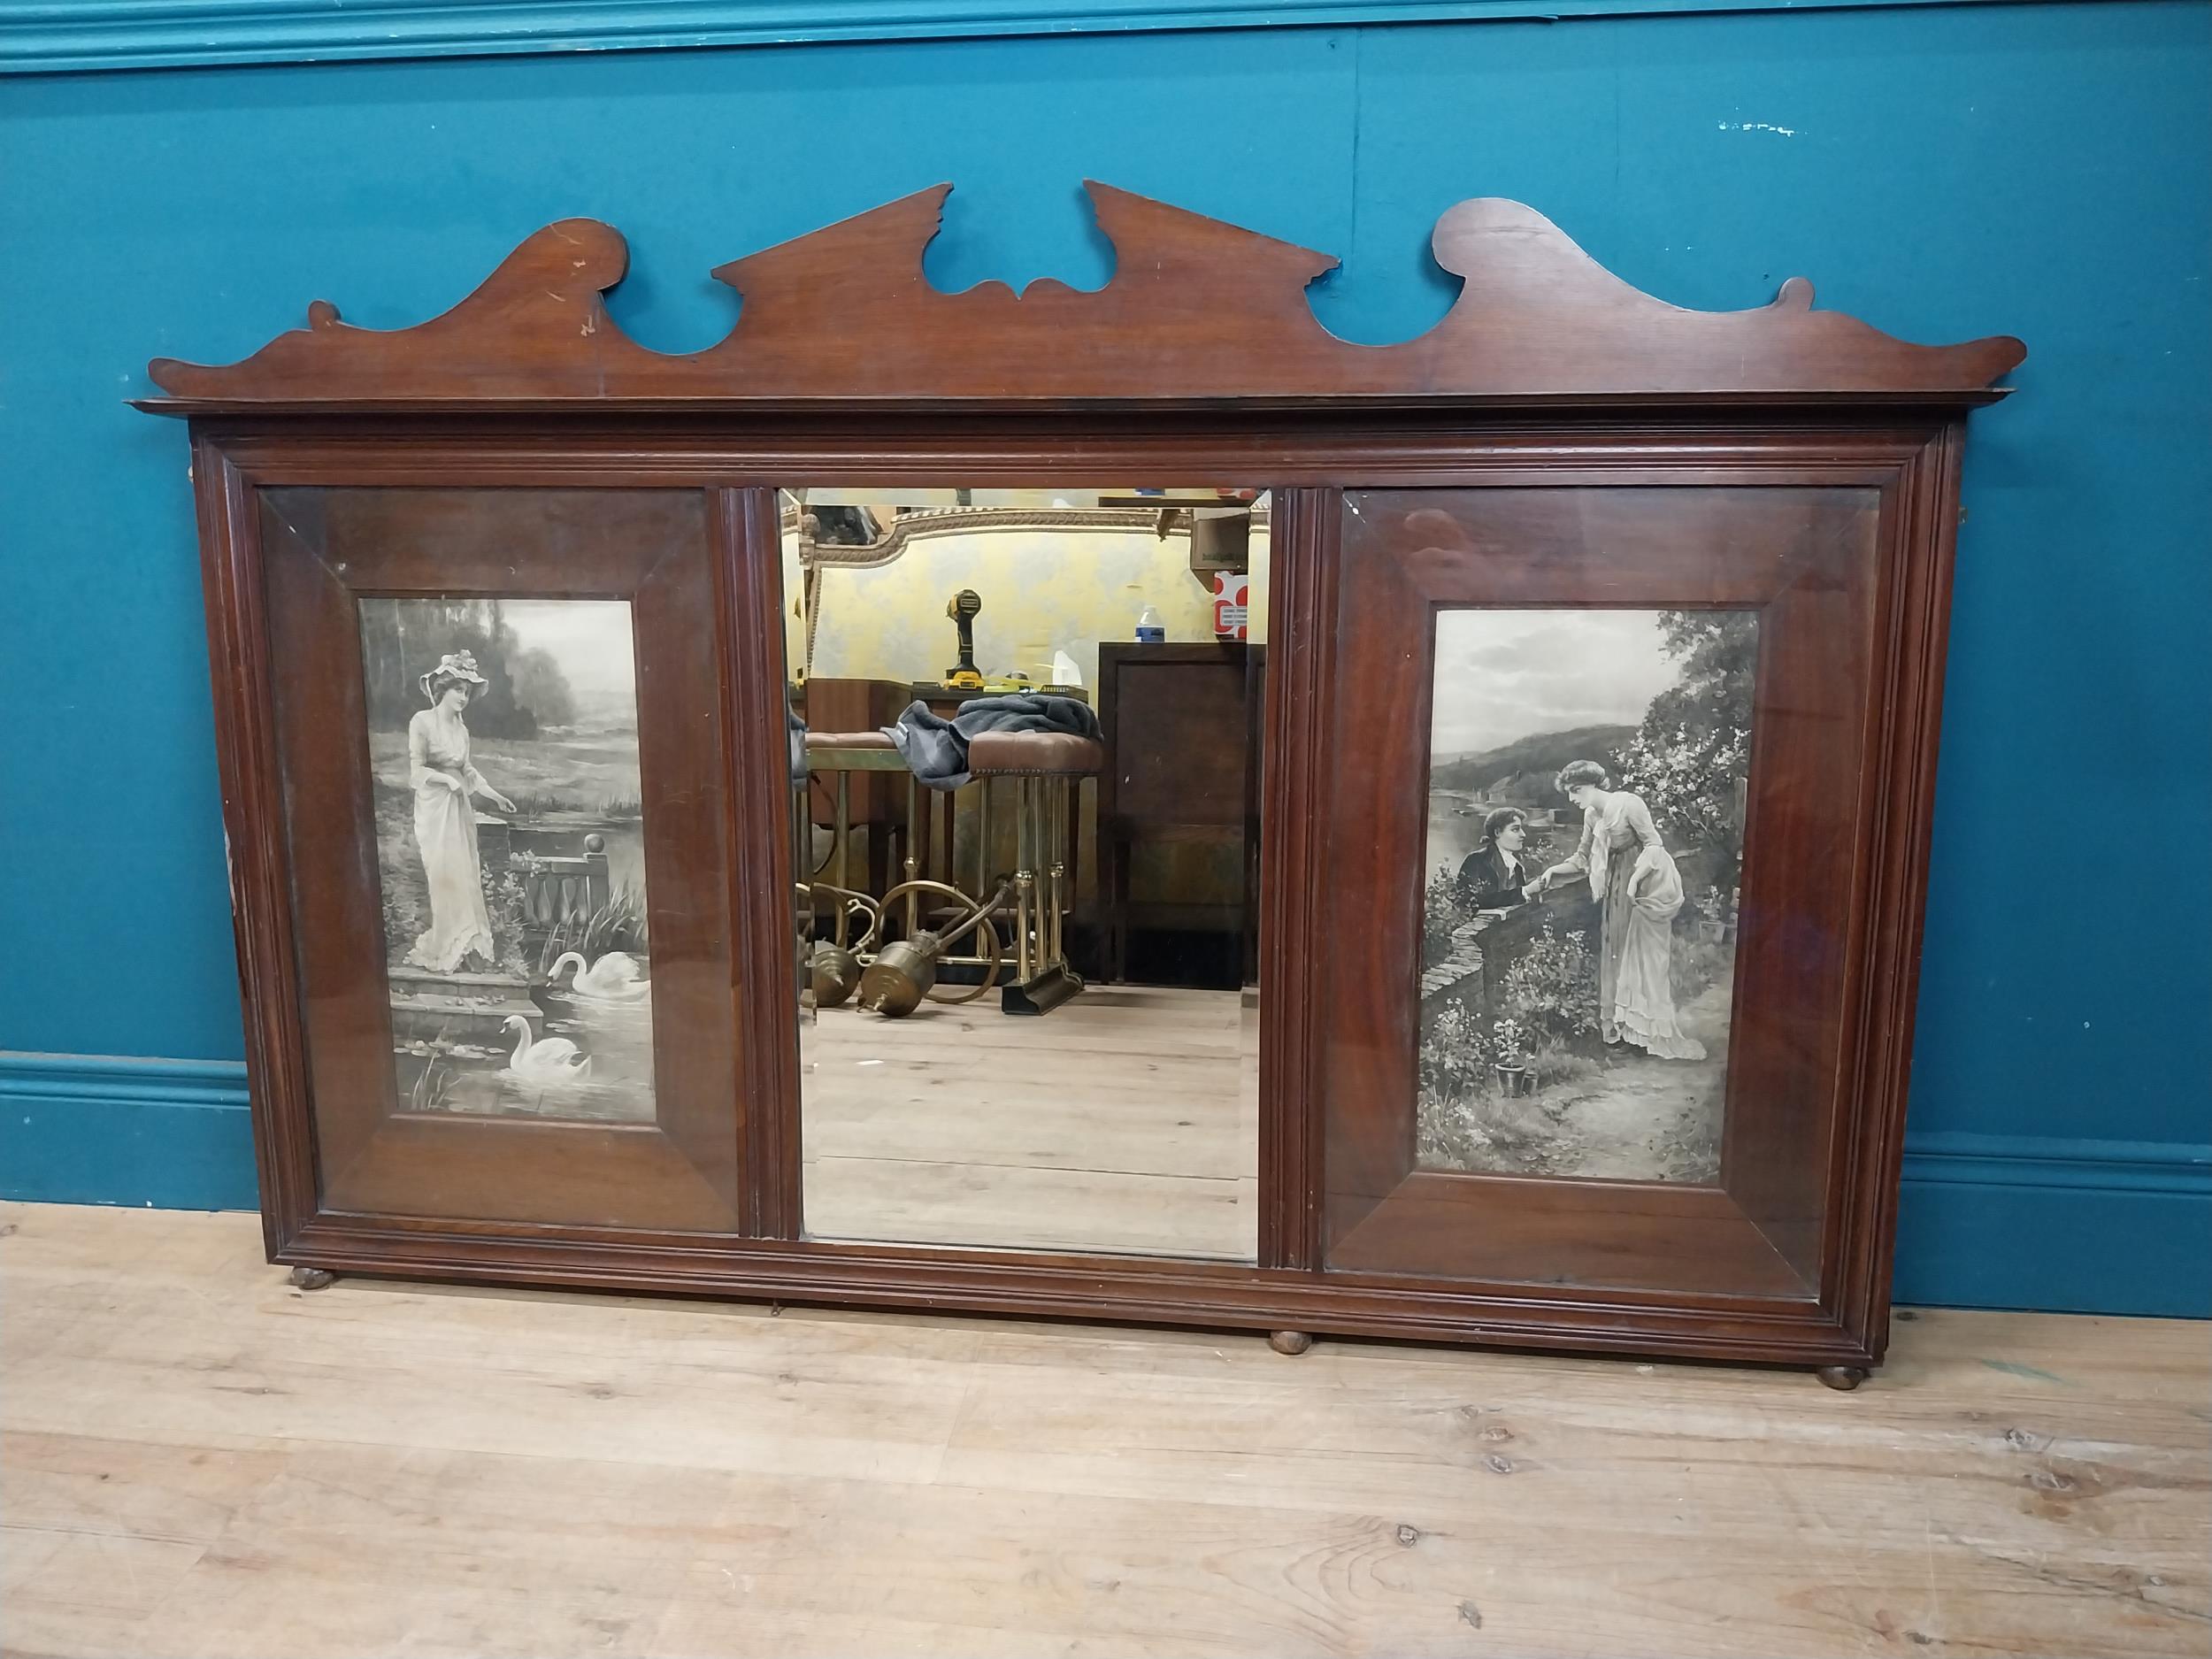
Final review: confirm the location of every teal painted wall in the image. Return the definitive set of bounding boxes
[3,1,2207,1313]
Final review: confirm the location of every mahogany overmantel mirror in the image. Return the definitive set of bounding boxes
[140,183,2024,1386]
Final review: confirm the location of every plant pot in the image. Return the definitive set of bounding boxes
[1494,1062,1532,1096]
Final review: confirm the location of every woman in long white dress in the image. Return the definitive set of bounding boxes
[403,651,518,973]
[1531,759,1706,1060]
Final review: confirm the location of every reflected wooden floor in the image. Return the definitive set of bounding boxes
[4,1202,2208,1659]
[801,983,1260,1260]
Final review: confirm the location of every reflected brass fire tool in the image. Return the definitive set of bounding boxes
[799,721,1091,1018]
[857,878,1013,1017]
[944,588,984,688]
[796,771,879,1009]
[808,933,863,1008]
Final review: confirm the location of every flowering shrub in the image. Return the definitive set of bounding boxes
[489,868,534,971]
[1616,720,1750,856]
[1616,609,1756,863]
[1418,1002,1494,1102]
[1502,919,1600,1048]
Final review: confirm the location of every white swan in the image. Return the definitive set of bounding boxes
[500,1014,592,1085]
[547,950,650,1002]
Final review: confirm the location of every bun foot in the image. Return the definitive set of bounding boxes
[1816,1364,1870,1392]
[1267,1330,1314,1356]
[288,1266,337,1292]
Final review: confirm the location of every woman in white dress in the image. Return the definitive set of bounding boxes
[403,651,518,973]
[1531,759,1706,1060]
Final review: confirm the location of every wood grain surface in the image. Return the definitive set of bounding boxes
[141,186,2024,411]
[247,486,746,1234]
[1318,484,1883,1300]
[143,180,2016,1371]
[4,1202,2205,1659]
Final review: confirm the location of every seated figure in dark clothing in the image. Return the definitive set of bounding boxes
[1456,807,1540,910]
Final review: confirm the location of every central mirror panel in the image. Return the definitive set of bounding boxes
[781,488,1267,1261]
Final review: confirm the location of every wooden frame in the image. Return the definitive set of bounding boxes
[142,183,2020,1379]
[257,485,749,1233]
[1321,480,1925,1310]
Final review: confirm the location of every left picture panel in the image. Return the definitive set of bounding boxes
[252,485,757,1233]
[363,597,656,1125]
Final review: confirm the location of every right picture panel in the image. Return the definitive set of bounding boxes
[1417,607,1755,1185]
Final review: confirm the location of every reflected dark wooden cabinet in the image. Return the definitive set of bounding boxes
[140,183,2023,1381]
[1094,641,1263,987]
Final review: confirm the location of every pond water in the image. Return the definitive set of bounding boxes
[430,987,658,1125]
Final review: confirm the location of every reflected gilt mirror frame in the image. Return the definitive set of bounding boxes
[140,181,2024,1383]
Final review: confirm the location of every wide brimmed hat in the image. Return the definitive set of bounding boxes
[419,650,489,702]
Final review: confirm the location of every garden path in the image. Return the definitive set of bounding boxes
[1510,963,1735,1183]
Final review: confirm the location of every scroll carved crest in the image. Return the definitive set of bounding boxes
[145,182,2024,407]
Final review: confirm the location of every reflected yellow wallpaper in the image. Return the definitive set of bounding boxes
[782,509,1269,910]
[787,522,1263,688]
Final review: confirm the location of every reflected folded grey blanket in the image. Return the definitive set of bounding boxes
[787,698,810,784]
[883,694,1102,790]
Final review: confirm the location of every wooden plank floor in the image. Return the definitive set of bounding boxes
[3,1202,2206,1659]
[801,985,1260,1260]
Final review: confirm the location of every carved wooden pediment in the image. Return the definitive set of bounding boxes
[143,181,2023,409]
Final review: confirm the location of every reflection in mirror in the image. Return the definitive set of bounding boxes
[784,488,1267,1260]
[1417,608,1752,1184]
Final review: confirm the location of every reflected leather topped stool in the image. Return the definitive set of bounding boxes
[793,677,913,899]
[968,730,1103,1014]
[801,728,1102,1014]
